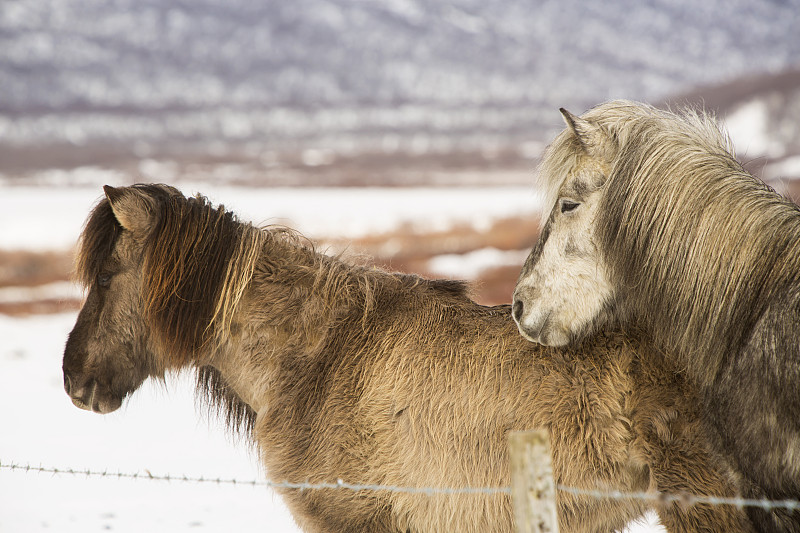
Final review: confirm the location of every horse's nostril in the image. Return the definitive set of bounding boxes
[512,299,524,323]
[63,373,72,395]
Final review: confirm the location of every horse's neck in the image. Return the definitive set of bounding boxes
[201,247,400,412]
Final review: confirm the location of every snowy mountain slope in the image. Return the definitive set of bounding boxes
[1,0,799,169]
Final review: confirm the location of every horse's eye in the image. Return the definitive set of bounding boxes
[98,273,113,288]
[560,199,581,214]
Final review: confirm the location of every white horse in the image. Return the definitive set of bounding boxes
[512,100,800,532]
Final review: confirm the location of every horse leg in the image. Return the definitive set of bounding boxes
[741,482,800,533]
[635,414,755,532]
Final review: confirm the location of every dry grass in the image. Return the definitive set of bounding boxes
[0,250,79,315]
[0,250,74,288]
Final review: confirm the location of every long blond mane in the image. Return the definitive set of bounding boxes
[541,101,800,378]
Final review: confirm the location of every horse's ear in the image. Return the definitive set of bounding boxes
[560,108,608,156]
[104,185,156,236]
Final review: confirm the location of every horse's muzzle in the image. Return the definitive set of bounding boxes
[63,373,122,414]
[511,297,570,347]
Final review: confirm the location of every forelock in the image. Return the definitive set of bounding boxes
[75,198,122,287]
[535,128,584,222]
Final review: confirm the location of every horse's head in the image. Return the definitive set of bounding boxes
[63,185,169,413]
[512,108,617,347]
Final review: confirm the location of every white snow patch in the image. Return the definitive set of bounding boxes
[24,166,128,187]
[724,99,783,158]
[624,513,665,533]
[138,159,180,181]
[428,247,529,279]
[301,148,336,166]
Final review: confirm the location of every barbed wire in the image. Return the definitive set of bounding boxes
[556,485,800,513]
[3,459,800,512]
[0,460,509,496]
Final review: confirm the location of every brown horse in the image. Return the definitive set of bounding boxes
[63,184,751,533]
[512,100,800,532]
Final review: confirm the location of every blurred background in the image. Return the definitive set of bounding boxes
[3,0,800,187]
[2,1,799,531]
[2,0,800,309]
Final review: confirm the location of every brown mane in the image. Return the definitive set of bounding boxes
[196,365,257,436]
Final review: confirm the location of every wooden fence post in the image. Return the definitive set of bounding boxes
[509,429,559,533]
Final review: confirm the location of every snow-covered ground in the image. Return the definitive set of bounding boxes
[1,312,299,532]
[0,182,662,532]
